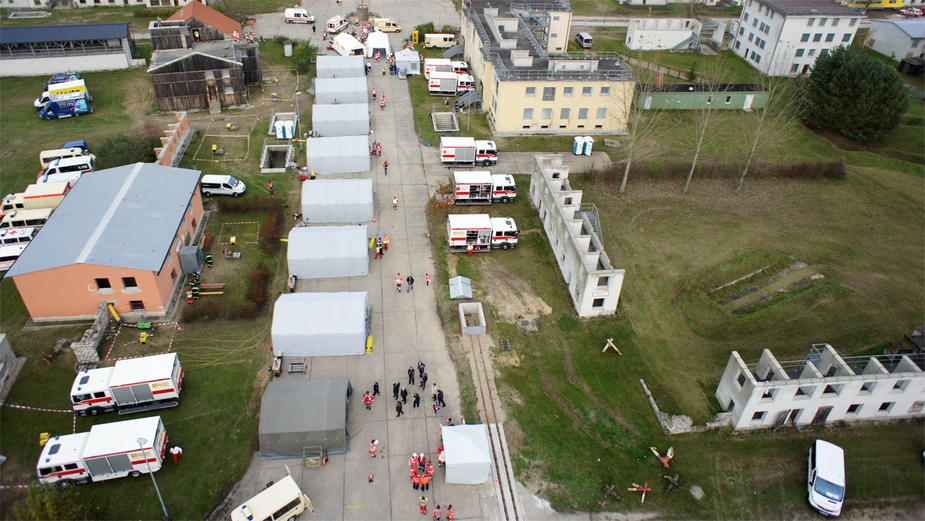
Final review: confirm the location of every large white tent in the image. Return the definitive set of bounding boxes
[301,179,374,223]
[314,77,369,105]
[288,225,369,279]
[443,424,492,484]
[306,135,369,174]
[271,292,369,357]
[312,103,370,137]
[395,49,421,76]
[316,55,366,79]
[365,31,392,59]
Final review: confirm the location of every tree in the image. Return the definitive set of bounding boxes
[13,485,90,521]
[617,63,667,193]
[95,125,160,170]
[802,45,909,144]
[682,59,730,193]
[292,41,316,75]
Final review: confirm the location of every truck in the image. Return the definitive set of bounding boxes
[39,94,92,120]
[423,33,456,49]
[36,79,92,113]
[423,58,452,79]
[2,182,71,213]
[332,33,365,56]
[440,137,498,167]
[428,72,475,96]
[453,171,516,205]
[70,353,184,416]
[36,416,168,486]
[447,214,518,251]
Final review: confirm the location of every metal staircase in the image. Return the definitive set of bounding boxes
[455,90,482,109]
[579,203,601,239]
[670,34,700,53]
[442,45,464,59]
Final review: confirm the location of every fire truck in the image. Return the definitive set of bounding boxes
[440,137,498,167]
[36,416,167,486]
[453,171,516,205]
[70,353,183,416]
[446,214,518,251]
[428,72,475,96]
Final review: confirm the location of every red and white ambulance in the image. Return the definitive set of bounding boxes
[446,214,518,252]
[453,171,517,205]
[70,353,183,416]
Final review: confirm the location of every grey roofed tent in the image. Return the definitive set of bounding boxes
[316,55,366,79]
[288,225,369,279]
[443,424,492,484]
[301,179,374,223]
[271,292,369,356]
[314,77,369,105]
[312,103,370,137]
[306,135,370,174]
[394,49,421,76]
[259,379,350,458]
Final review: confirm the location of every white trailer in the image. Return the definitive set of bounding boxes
[36,416,167,486]
[70,353,184,416]
[423,58,452,79]
[446,214,518,252]
[429,71,459,96]
[453,171,516,205]
[440,137,498,167]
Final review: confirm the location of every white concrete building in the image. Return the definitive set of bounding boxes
[626,18,703,51]
[0,23,140,77]
[716,344,925,431]
[529,155,625,318]
[866,19,925,61]
[5,0,52,8]
[621,0,721,6]
[732,0,864,76]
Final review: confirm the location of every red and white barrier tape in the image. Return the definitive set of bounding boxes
[2,403,72,413]
[0,485,32,490]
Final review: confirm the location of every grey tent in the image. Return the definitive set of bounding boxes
[306,135,369,174]
[271,292,369,356]
[316,55,365,79]
[314,77,368,105]
[443,424,492,484]
[312,103,370,137]
[288,225,369,279]
[259,379,350,458]
[301,179,374,223]
[395,49,421,76]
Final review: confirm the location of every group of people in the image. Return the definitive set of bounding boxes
[369,141,383,157]
[373,232,390,259]
[418,498,454,520]
[408,452,435,490]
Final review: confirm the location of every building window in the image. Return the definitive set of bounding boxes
[820,18,827,26]
[908,401,925,414]
[597,276,609,288]
[748,32,754,42]
[560,108,570,119]
[761,388,776,401]
[582,86,592,96]
[843,33,852,43]
[752,18,758,27]
[707,95,714,104]
[859,381,876,394]
[820,49,828,57]
[540,108,552,119]
[808,18,815,27]
[809,49,816,57]
[795,386,814,398]
[563,86,573,96]
[739,27,745,36]
[725,95,732,103]
[800,33,810,42]
[578,108,589,119]
[877,402,894,414]
[122,277,138,289]
[813,33,822,42]
[849,18,857,27]
[751,411,766,421]
[523,108,533,120]
[737,372,747,387]
[129,300,145,311]
[550,33,557,38]
[596,107,607,119]
[846,403,861,414]
[564,197,573,205]
[591,298,605,308]
[832,18,840,26]
[790,64,799,73]
[796,48,805,57]
[825,33,834,42]
[822,384,842,396]
[735,41,741,50]
[525,87,536,97]
[542,87,555,101]
[893,380,910,392]
[600,86,611,96]
[744,13,749,21]
[95,278,112,290]
[759,39,766,50]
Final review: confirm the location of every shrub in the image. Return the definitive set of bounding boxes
[180,301,222,322]
[260,200,284,255]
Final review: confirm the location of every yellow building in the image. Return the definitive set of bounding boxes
[462,0,636,136]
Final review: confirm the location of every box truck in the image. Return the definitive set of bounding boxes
[453,171,516,205]
[71,353,184,416]
[440,137,498,167]
[446,214,518,251]
[36,416,167,486]
[423,33,456,49]
[424,58,452,79]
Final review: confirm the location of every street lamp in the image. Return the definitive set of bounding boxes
[137,437,170,520]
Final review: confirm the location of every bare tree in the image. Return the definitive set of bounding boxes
[682,58,730,193]
[618,61,668,193]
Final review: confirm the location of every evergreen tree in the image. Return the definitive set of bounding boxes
[802,46,909,144]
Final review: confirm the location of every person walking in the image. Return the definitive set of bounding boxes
[392,196,399,210]
[431,382,438,402]
[380,98,386,111]
[420,472,432,491]
[393,381,400,400]
[432,401,440,416]
[413,393,421,408]
[383,160,389,175]
[375,244,382,259]
[467,243,474,257]
[372,88,377,100]
[373,381,380,396]
[267,180,275,195]
[437,389,446,408]
[363,391,374,410]
[313,24,316,33]
[401,387,408,404]
[407,275,415,292]
[420,372,428,390]
[417,360,426,378]
[419,496,428,515]
[408,366,415,385]
[447,505,454,520]
[383,234,389,251]
[396,400,404,417]
[369,439,378,457]
[425,273,431,287]
[433,504,443,520]
[170,445,183,465]
[395,273,403,291]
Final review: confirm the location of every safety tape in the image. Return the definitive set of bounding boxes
[192,158,247,163]
[0,485,32,490]
[203,134,251,138]
[2,403,72,413]
[73,412,77,434]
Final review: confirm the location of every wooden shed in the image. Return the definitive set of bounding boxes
[149,45,250,113]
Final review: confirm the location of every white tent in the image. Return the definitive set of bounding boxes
[306,135,369,174]
[316,55,366,79]
[365,31,393,59]
[443,424,492,484]
[312,103,370,137]
[395,49,421,76]
[301,179,374,223]
[288,225,369,279]
[271,292,369,357]
[314,77,369,105]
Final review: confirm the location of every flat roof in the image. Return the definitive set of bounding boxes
[70,366,115,396]
[448,214,492,228]
[0,23,129,45]
[37,433,90,469]
[83,416,162,458]
[7,163,201,277]
[109,353,178,387]
[759,0,863,17]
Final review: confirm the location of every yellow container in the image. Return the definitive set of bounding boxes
[366,335,374,354]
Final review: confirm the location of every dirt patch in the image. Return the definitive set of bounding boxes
[478,262,552,324]
[122,73,156,120]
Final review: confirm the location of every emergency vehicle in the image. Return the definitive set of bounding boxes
[70,353,184,416]
[2,182,71,213]
[326,16,348,34]
[423,58,452,79]
[440,137,498,167]
[453,171,516,205]
[428,72,475,96]
[446,214,518,251]
[36,416,167,486]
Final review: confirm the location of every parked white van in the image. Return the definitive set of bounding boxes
[575,32,593,49]
[39,148,93,169]
[38,155,95,185]
[200,174,246,197]
[0,208,53,229]
[326,16,348,34]
[230,474,313,521]
[808,439,846,517]
[372,18,401,32]
[284,8,314,24]
[423,33,456,49]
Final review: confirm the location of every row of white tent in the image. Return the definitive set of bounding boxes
[310,55,372,173]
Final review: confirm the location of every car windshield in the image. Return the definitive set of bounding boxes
[227,177,239,188]
[814,477,845,501]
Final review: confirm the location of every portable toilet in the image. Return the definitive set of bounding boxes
[572,136,583,155]
[275,120,295,139]
[582,136,593,156]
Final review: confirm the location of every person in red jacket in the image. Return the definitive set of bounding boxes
[412,470,421,490]
[447,505,454,520]
[420,472,432,491]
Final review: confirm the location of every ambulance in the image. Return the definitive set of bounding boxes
[231,470,313,521]
[70,353,184,416]
[440,137,498,167]
[453,171,516,205]
[446,214,518,252]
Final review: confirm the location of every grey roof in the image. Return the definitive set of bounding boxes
[0,23,129,45]
[871,19,925,40]
[149,41,240,70]
[449,276,473,299]
[758,0,863,17]
[7,163,201,277]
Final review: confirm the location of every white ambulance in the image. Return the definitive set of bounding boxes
[231,471,313,521]
[70,353,184,416]
[446,214,518,252]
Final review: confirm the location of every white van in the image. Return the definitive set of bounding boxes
[38,155,95,185]
[808,439,846,517]
[575,32,593,49]
[39,148,93,169]
[0,208,53,229]
[423,33,456,49]
[284,8,314,24]
[0,243,28,274]
[326,16,348,34]
[372,18,401,32]
[230,474,313,521]
[0,227,37,246]
[200,174,246,197]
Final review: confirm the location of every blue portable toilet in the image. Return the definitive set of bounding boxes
[582,136,594,156]
[572,136,583,155]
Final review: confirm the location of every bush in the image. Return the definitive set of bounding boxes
[260,201,284,255]
[246,262,272,311]
[180,301,222,322]
[94,126,161,170]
